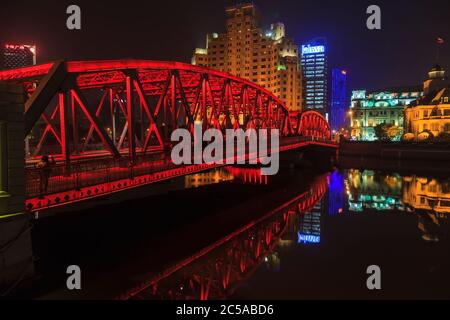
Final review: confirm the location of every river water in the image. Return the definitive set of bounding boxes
[22,161,450,300]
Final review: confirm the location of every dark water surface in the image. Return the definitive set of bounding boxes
[21,163,450,300]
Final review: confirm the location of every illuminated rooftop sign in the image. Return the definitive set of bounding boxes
[298,233,321,244]
[302,45,325,55]
[4,44,36,54]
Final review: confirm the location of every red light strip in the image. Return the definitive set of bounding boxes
[0,63,54,80]
[66,60,288,111]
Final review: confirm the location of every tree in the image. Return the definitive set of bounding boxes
[386,124,401,140]
[374,123,401,141]
[374,123,389,141]
[418,129,434,142]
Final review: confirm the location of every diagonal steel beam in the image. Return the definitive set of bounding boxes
[71,87,121,158]
[82,90,108,151]
[25,60,68,137]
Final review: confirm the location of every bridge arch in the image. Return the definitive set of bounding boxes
[0,59,330,161]
[0,60,335,212]
[294,110,331,140]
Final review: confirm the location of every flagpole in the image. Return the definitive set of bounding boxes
[437,42,440,63]
[436,37,444,64]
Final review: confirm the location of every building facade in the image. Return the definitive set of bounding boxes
[192,3,303,111]
[349,87,423,141]
[1,44,36,70]
[404,65,450,140]
[330,68,348,132]
[301,38,328,117]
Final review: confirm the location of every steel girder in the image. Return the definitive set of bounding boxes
[0,60,331,166]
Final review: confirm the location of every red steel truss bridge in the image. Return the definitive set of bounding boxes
[120,175,328,300]
[0,60,337,212]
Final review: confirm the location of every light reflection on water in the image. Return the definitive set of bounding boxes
[125,167,450,300]
[340,169,449,242]
[27,166,450,300]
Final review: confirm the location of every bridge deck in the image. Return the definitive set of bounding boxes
[25,137,337,212]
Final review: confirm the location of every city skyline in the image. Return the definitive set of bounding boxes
[1,0,450,303]
[0,0,449,93]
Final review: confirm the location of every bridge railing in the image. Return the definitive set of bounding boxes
[25,152,176,198]
[25,136,337,199]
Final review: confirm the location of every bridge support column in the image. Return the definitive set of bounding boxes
[0,83,34,295]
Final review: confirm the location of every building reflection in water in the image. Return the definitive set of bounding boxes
[120,175,329,300]
[346,169,404,212]
[298,203,322,245]
[345,169,449,243]
[328,170,345,216]
[184,169,234,188]
[120,169,449,300]
[402,176,450,216]
[184,167,270,188]
[403,175,450,242]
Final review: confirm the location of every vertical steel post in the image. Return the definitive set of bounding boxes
[126,76,136,162]
[171,73,176,131]
[202,75,207,130]
[110,88,116,146]
[59,92,70,168]
[71,92,79,154]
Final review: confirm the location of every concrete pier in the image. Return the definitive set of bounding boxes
[0,83,34,295]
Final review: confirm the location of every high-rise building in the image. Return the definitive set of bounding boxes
[1,44,37,70]
[192,3,303,111]
[330,69,348,132]
[301,38,328,117]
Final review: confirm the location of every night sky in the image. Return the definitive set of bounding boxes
[0,0,449,92]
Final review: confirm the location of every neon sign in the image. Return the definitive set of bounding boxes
[302,45,325,55]
[4,44,36,54]
[298,233,321,244]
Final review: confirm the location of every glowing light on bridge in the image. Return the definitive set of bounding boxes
[0,60,335,212]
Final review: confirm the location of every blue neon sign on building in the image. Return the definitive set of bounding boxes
[301,45,325,55]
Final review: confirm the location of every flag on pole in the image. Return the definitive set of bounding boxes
[437,37,445,45]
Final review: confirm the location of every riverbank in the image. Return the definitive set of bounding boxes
[340,141,450,162]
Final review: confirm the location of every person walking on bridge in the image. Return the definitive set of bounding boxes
[36,155,55,196]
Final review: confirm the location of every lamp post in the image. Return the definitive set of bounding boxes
[347,110,353,139]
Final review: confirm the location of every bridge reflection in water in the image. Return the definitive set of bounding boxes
[22,166,450,299]
[120,174,328,300]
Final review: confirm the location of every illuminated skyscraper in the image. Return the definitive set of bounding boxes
[192,3,303,111]
[301,38,328,117]
[330,69,348,132]
[1,44,37,70]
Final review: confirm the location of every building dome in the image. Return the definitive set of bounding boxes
[429,64,444,73]
[428,64,446,79]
